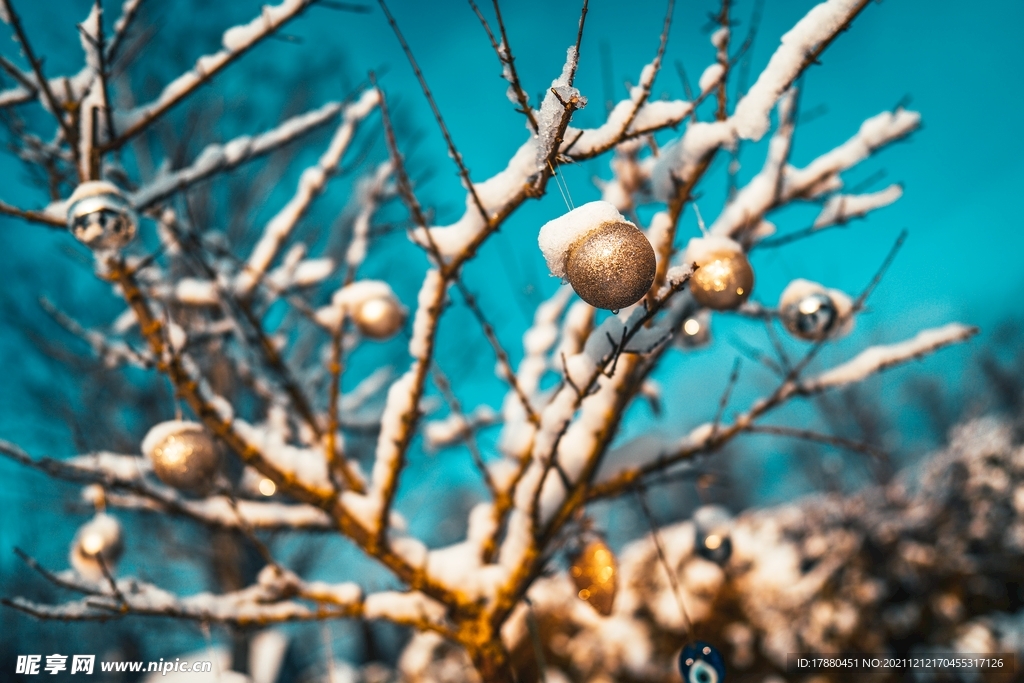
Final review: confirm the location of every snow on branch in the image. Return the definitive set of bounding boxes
[110,0,322,148]
[4,565,362,625]
[131,100,348,209]
[799,323,978,392]
[345,160,394,270]
[564,62,693,160]
[787,108,920,198]
[6,561,459,636]
[0,442,334,531]
[234,89,380,298]
[732,0,871,141]
[709,88,797,238]
[812,183,903,228]
[103,490,336,531]
[710,104,918,240]
[535,46,583,171]
[589,322,977,500]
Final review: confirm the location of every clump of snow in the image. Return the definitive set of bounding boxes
[733,0,868,141]
[535,46,584,170]
[787,110,920,194]
[424,405,498,450]
[698,63,725,93]
[803,323,977,390]
[175,278,220,306]
[364,591,446,623]
[537,201,633,278]
[315,280,404,333]
[409,270,443,360]
[813,184,903,228]
[413,139,538,258]
[711,27,730,49]
[683,235,743,265]
[651,121,735,202]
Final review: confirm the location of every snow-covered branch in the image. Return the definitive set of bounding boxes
[799,323,977,392]
[131,100,349,209]
[109,0,322,149]
[235,89,380,298]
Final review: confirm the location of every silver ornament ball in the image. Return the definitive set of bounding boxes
[680,311,711,348]
[689,250,754,311]
[565,220,656,310]
[693,505,733,566]
[782,292,839,341]
[66,181,138,250]
[143,420,220,492]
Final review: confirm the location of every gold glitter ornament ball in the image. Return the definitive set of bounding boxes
[565,221,656,310]
[69,513,124,581]
[689,250,754,311]
[142,420,220,492]
[570,538,618,616]
[66,180,138,250]
[354,294,405,339]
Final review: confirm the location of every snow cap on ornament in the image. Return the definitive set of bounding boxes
[538,201,656,311]
[69,512,124,581]
[778,279,853,341]
[142,420,220,492]
[66,180,138,250]
[684,235,754,310]
[318,280,406,339]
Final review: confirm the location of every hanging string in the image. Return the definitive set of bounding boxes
[322,623,338,683]
[693,202,709,237]
[634,484,695,638]
[547,160,575,212]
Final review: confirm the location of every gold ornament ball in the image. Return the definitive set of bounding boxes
[69,513,124,581]
[689,250,754,310]
[565,221,656,311]
[354,295,405,339]
[143,421,220,492]
[66,180,138,250]
[570,538,618,616]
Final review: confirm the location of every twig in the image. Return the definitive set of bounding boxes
[744,424,888,460]
[0,0,78,162]
[431,364,495,494]
[0,200,65,228]
[454,280,538,425]
[710,357,741,436]
[377,0,490,226]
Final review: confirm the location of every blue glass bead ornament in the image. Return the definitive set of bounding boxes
[679,641,726,683]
